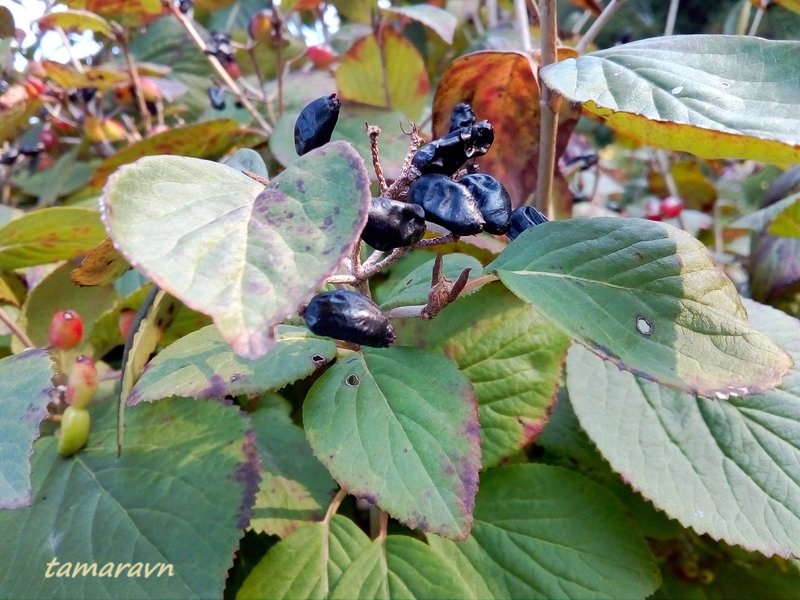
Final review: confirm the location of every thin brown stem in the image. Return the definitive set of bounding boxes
[536,0,559,218]
[514,0,532,53]
[163,0,272,134]
[117,28,153,133]
[368,125,388,193]
[748,7,766,37]
[0,307,35,348]
[664,0,680,36]
[324,488,348,524]
[576,0,625,54]
[55,26,84,73]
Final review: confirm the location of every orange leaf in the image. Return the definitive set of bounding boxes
[432,51,577,207]
[565,0,603,16]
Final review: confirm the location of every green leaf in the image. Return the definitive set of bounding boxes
[566,299,800,558]
[381,5,457,43]
[223,148,269,180]
[238,515,370,599]
[540,36,800,165]
[0,397,258,598]
[399,283,570,468]
[249,408,338,538]
[304,347,480,540]
[0,207,107,270]
[330,535,477,599]
[0,349,53,508]
[335,29,430,120]
[427,464,661,599]
[729,193,800,232]
[128,325,336,405]
[12,148,98,206]
[487,217,792,397]
[92,119,264,189]
[378,253,483,310]
[101,145,370,358]
[35,9,114,38]
[768,198,800,238]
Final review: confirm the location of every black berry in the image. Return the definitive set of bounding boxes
[458,173,512,235]
[207,86,226,110]
[362,197,426,251]
[303,290,395,347]
[178,0,193,13]
[448,102,475,132]
[408,174,484,236]
[411,120,494,177]
[507,206,549,240]
[294,94,340,156]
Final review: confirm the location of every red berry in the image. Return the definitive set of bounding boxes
[659,196,684,219]
[48,310,83,350]
[119,309,136,339]
[643,198,662,221]
[308,44,338,69]
[65,355,98,409]
[40,129,58,151]
[224,59,241,79]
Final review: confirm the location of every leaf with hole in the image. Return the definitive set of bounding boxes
[566,299,800,558]
[488,217,792,397]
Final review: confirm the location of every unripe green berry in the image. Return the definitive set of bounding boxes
[58,406,90,457]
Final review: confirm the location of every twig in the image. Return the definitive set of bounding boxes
[116,27,152,133]
[576,0,625,54]
[514,0,532,53]
[163,0,272,134]
[536,0,559,218]
[748,5,766,37]
[367,124,388,193]
[324,488,348,524]
[486,0,498,28]
[664,0,680,37]
[54,26,84,73]
[570,9,592,34]
[0,307,35,348]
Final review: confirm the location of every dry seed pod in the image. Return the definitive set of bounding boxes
[294,94,341,155]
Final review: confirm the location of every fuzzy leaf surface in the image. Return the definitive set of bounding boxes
[249,409,338,538]
[101,146,370,358]
[488,218,792,397]
[0,397,258,598]
[540,36,800,165]
[128,325,336,405]
[304,347,480,540]
[399,283,570,468]
[238,515,369,599]
[427,464,661,599]
[0,349,53,508]
[567,300,800,557]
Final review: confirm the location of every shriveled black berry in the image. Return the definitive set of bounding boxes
[411,120,495,177]
[448,102,475,132]
[178,0,193,13]
[208,86,226,110]
[507,206,549,240]
[19,141,45,156]
[408,174,484,236]
[0,148,19,165]
[303,290,395,347]
[362,197,426,251]
[206,31,235,62]
[294,94,340,156]
[458,173,512,235]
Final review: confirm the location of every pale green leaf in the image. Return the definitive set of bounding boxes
[382,5,457,43]
[238,515,370,599]
[0,207,107,270]
[487,217,792,397]
[249,409,338,538]
[0,349,53,508]
[101,146,370,358]
[304,347,480,540]
[128,325,336,405]
[566,299,800,557]
[540,36,800,165]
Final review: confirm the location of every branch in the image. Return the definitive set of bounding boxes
[163,0,272,134]
[575,0,626,54]
[535,0,559,218]
[0,307,35,348]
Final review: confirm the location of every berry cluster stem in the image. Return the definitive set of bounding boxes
[0,307,35,348]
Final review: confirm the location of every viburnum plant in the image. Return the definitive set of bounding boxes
[1,0,800,598]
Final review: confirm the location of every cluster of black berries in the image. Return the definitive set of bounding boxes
[291,94,549,348]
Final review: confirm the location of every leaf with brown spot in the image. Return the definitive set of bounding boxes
[71,237,131,287]
[432,51,578,206]
[335,28,430,120]
[91,119,264,189]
